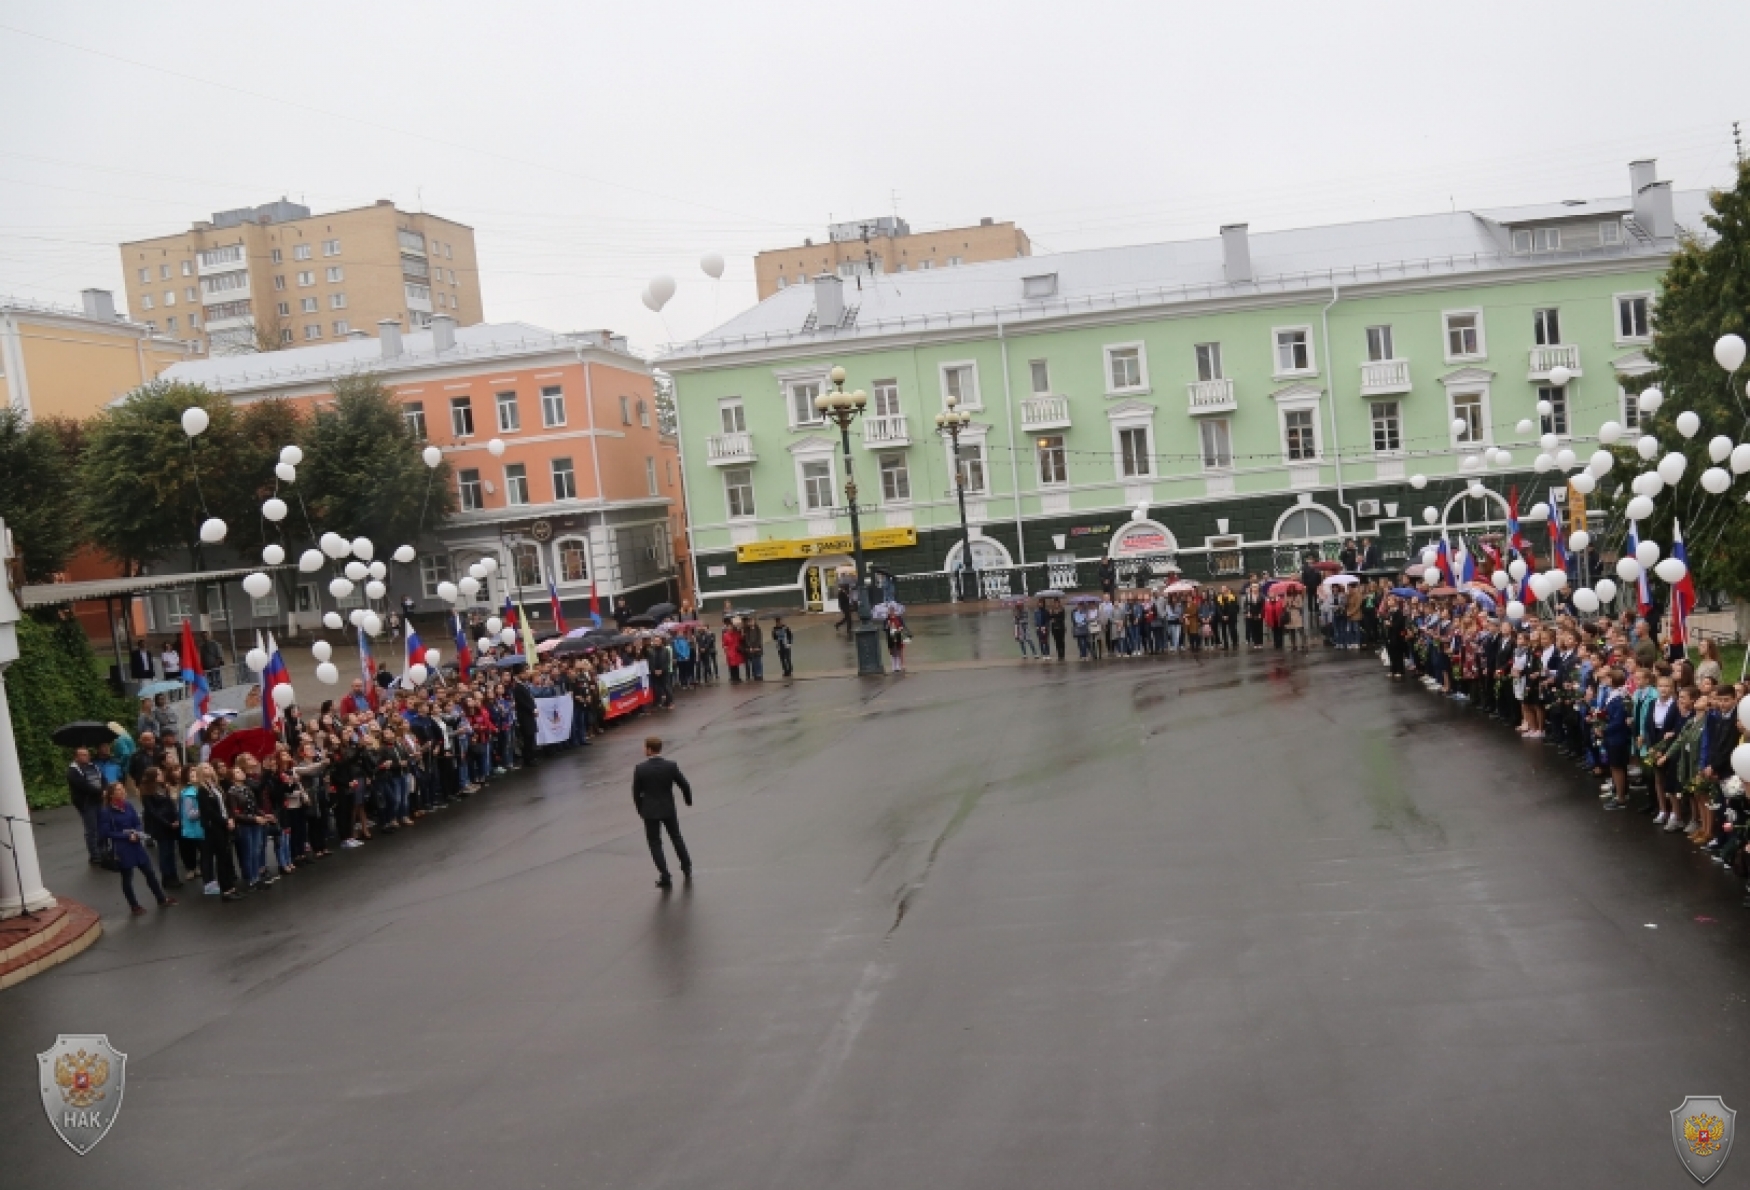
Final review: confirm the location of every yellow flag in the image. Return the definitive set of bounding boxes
[517,599,539,660]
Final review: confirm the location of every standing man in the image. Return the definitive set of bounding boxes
[199,631,226,690]
[613,596,631,628]
[772,616,795,677]
[1097,556,1117,600]
[834,584,853,634]
[632,736,693,888]
[129,639,155,682]
[512,673,539,766]
[1360,537,1382,570]
[742,615,766,681]
[67,747,107,865]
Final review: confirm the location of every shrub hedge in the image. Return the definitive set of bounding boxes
[7,613,133,808]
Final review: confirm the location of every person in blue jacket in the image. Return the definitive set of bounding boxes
[99,782,177,915]
[1595,667,1633,810]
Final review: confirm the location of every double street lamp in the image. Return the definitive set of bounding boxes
[814,366,885,676]
[934,396,976,602]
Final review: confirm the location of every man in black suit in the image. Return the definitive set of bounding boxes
[129,641,155,681]
[631,736,692,888]
[512,674,539,767]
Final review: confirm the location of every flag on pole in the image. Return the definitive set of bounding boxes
[1457,537,1477,585]
[1670,520,1697,646]
[357,625,379,708]
[1507,486,1537,573]
[588,578,602,628]
[1546,486,1569,571]
[405,624,424,678]
[1625,522,1652,614]
[451,611,471,677]
[262,632,292,728]
[547,580,568,635]
[501,594,518,630]
[517,597,539,660]
[178,618,210,716]
[1435,535,1456,585]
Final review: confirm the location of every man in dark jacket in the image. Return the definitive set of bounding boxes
[129,642,155,681]
[67,748,106,864]
[631,736,693,887]
[512,675,539,766]
[199,633,225,688]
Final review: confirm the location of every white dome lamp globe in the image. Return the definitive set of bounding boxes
[1408,474,1428,490]
[1710,435,1735,464]
[1702,467,1733,494]
[422,445,442,469]
[1616,556,1643,583]
[1595,578,1618,604]
[1635,539,1661,569]
[322,611,344,631]
[242,572,273,599]
[1675,411,1702,440]
[1716,333,1748,373]
[262,544,286,566]
[1636,436,1660,461]
[311,640,333,663]
[245,646,269,672]
[1657,452,1688,485]
[1597,420,1623,446]
[299,548,324,573]
[1637,386,1664,415]
[393,544,417,564]
[316,662,340,685]
[262,497,288,522]
[199,517,227,543]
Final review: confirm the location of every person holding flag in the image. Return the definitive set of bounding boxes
[517,597,540,662]
[1667,520,1697,661]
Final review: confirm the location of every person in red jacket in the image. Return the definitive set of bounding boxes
[722,620,745,684]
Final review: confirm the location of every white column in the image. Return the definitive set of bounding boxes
[0,519,54,917]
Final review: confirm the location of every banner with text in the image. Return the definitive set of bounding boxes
[598,661,652,720]
[735,526,917,563]
[533,695,574,745]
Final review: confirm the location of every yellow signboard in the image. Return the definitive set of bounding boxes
[736,526,917,563]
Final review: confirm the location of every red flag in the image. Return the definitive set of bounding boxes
[547,581,568,635]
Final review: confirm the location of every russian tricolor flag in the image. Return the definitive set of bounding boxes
[1626,522,1652,614]
[451,611,471,677]
[1670,520,1697,645]
[261,632,292,727]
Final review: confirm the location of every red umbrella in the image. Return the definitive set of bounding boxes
[209,727,279,765]
[1312,560,1342,574]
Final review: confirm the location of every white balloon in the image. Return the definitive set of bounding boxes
[1635,539,1661,568]
[1516,419,1535,435]
[1540,432,1559,452]
[408,663,429,686]
[1710,435,1735,463]
[1422,507,1439,524]
[1637,387,1664,415]
[262,497,288,522]
[436,580,459,603]
[299,548,324,573]
[279,445,303,466]
[363,612,383,636]
[323,611,343,630]
[486,616,503,636]
[648,275,676,307]
[1506,600,1526,622]
[1555,448,1577,470]
[1657,452,1688,484]
[423,445,443,469]
[1588,450,1614,477]
[345,560,368,581]
[1528,502,1550,521]
[1569,472,1596,496]
[640,287,660,313]
[1546,567,1569,590]
[1408,474,1427,490]
[262,544,286,566]
[700,253,725,280]
[1569,529,1592,552]
[181,406,210,437]
[1655,557,1688,583]
[1636,435,1659,461]
[320,532,350,559]
[1634,471,1665,498]
[1528,574,1551,600]
[275,462,296,483]
[272,683,296,710]
[316,661,340,685]
[1733,444,1750,475]
[365,580,387,600]
[349,609,367,627]
[1734,744,1750,782]
[1741,701,1750,732]
[311,640,332,662]
[487,438,506,457]
[393,544,416,564]
[480,557,498,575]
[329,577,354,598]
[1533,453,1554,473]
[1491,569,1510,590]
[1460,455,1479,472]
[1625,495,1655,521]
[424,648,442,668]
[368,561,386,580]
[477,636,494,653]
[1536,399,1554,417]
[199,517,227,543]
[1616,556,1643,583]
[467,563,486,581]
[244,647,268,673]
[1676,411,1701,439]
[500,627,518,646]
[1702,467,1733,495]
[242,572,272,599]
[1452,418,1468,435]
[1573,588,1600,614]
[1595,578,1618,603]
[1468,482,1486,499]
[458,576,480,598]
[1597,420,1623,445]
[1717,334,1748,373]
[1508,559,1528,581]
[350,537,374,561]
[1495,449,1513,467]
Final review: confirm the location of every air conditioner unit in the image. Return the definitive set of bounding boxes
[1356,499,1381,517]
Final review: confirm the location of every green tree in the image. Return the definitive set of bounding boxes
[0,406,83,582]
[7,613,134,808]
[300,374,454,548]
[227,399,307,554]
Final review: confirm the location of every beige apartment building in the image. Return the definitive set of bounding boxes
[0,289,192,419]
[119,198,483,355]
[753,216,1031,299]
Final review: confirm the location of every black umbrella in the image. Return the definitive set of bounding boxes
[552,638,599,656]
[51,720,123,748]
[646,602,677,619]
[624,614,657,627]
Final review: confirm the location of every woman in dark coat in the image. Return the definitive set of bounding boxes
[196,762,243,901]
[99,782,177,914]
[137,765,184,889]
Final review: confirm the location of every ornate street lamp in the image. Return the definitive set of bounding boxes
[935,397,975,602]
[814,366,884,676]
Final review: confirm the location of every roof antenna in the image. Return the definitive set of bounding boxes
[1735,121,1744,165]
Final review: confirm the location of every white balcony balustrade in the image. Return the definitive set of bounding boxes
[706,431,757,465]
[1187,378,1236,414]
[1359,359,1412,396]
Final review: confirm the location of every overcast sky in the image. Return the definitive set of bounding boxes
[1,0,1744,354]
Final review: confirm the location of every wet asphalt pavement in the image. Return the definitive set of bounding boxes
[7,613,1750,1188]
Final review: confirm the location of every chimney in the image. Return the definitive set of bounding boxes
[1220,224,1253,284]
[813,273,844,328]
[980,216,994,226]
[80,289,117,321]
[608,334,628,353]
[1630,159,1674,239]
[346,329,371,341]
[431,313,456,352]
[378,318,403,359]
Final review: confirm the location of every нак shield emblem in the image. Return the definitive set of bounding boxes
[1672,1095,1736,1184]
[37,1034,127,1155]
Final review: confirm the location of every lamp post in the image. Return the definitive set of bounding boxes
[814,367,884,677]
[935,397,975,602]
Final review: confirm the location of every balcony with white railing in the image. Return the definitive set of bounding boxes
[706,431,757,465]
[1359,359,1412,396]
[1019,395,1071,431]
[1528,343,1582,379]
[1187,378,1236,414]
[861,414,910,448]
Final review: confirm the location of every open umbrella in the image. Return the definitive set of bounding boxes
[1312,560,1343,574]
[1469,590,1498,611]
[1321,574,1360,588]
[1165,580,1198,594]
[535,636,565,654]
[184,709,239,743]
[51,721,123,748]
[1428,586,1460,597]
[1069,594,1102,604]
[646,602,677,619]
[135,678,186,698]
[494,654,529,669]
[1265,579,1305,594]
[1390,587,1427,600]
[1034,589,1065,600]
[623,614,657,627]
[209,727,279,766]
[230,707,264,731]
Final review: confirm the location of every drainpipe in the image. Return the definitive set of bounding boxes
[996,315,1027,574]
[1319,283,1357,531]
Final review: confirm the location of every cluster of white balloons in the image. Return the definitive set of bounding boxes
[641,275,676,313]
[435,555,498,605]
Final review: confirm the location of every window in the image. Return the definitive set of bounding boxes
[280,329,294,344]
[1036,434,1067,485]
[198,245,244,269]
[293,244,312,260]
[141,294,154,310]
[495,391,520,432]
[941,364,979,410]
[165,316,177,331]
[1450,392,1485,444]
[250,582,279,619]
[776,276,787,290]
[956,442,988,493]
[1278,507,1340,541]
[787,380,823,425]
[1600,221,1623,246]
[330,292,347,309]
[1283,409,1316,461]
[163,290,176,307]
[1119,426,1152,477]
[1538,384,1569,436]
[1370,401,1401,453]
[450,396,474,437]
[637,398,649,428]
[552,457,577,500]
[620,395,631,425]
[137,267,149,282]
[184,287,196,301]
[1617,294,1651,340]
[458,468,482,510]
[1199,419,1232,470]
[1444,311,1482,358]
[304,324,322,340]
[1027,360,1050,394]
[301,297,318,313]
[872,380,900,417]
[403,402,426,439]
[297,271,314,286]
[1106,344,1146,392]
[1536,227,1560,251]
[323,239,341,256]
[536,386,564,427]
[878,452,911,502]
[723,467,755,518]
[270,249,282,265]
[557,538,589,583]
[326,266,344,282]
[1622,386,1642,431]
[645,457,658,496]
[276,301,290,317]
[1195,342,1224,381]
[800,458,834,510]
[948,255,963,266]
[1275,328,1313,374]
[718,398,746,433]
[405,283,430,303]
[273,276,285,291]
[1364,326,1394,362]
[505,463,529,506]
[511,543,542,589]
[1533,307,1561,345]
[419,554,452,598]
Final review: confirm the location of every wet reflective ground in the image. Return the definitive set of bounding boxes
[8,614,1750,1187]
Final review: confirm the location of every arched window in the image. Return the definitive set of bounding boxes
[1275,506,1341,541]
[555,537,589,584]
[511,542,544,589]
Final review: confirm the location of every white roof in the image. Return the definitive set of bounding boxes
[158,321,642,396]
[663,190,1713,363]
